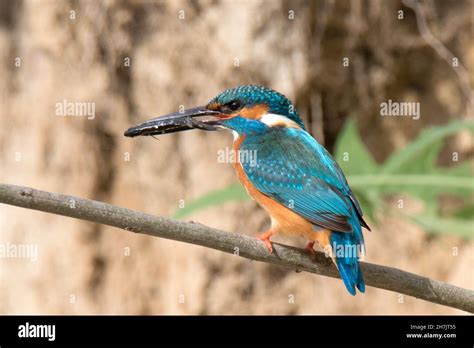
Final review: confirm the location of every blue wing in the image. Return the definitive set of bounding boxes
[240,126,367,235]
[240,125,368,295]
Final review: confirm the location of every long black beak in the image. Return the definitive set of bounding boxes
[124,105,222,137]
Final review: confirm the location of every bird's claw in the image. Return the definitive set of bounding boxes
[257,229,275,254]
[305,241,316,256]
[258,236,273,254]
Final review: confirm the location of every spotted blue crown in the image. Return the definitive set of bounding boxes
[210,85,305,129]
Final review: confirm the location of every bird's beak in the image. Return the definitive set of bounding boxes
[124,105,223,137]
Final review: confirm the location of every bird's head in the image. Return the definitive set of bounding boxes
[124,85,305,138]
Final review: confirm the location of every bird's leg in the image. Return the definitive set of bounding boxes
[257,229,275,254]
[304,241,316,256]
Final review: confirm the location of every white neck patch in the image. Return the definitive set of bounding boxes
[260,113,300,128]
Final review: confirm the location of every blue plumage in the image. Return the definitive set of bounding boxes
[224,114,368,295]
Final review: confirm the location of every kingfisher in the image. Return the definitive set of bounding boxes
[124,85,370,295]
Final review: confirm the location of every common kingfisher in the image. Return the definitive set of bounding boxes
[124,85,370,295]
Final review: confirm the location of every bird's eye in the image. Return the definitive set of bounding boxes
[223,100,242,112]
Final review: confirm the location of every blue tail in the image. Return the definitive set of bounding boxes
[330,214,365,295]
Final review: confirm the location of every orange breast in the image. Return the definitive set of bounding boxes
[232,135,331,248]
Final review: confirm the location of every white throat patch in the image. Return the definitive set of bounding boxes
[260,113,300,128]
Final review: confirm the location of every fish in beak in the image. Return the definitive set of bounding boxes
[124,105,224,137]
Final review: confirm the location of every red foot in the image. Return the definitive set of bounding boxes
[257,229,275,254]
[305,241,316,256]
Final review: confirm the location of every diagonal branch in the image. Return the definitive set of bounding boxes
[0,183,473,313]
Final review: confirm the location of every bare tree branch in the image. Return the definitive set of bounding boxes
[403,0,473,117]
[1,183,473,313]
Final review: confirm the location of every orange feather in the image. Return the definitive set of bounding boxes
[238,104,269,120]
[232,135,332,249]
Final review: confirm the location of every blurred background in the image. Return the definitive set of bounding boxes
[0,0,472,314]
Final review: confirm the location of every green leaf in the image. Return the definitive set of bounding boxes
[334,118,379,174]
[379,120,474,216]
[409,215,474,239]
[381,121,474,174]
[347,172,474,220]
[173,183,249,219]
[436,161,474,198]
[452,204,474,220]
